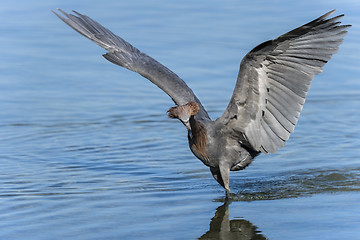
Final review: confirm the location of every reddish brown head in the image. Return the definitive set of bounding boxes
[167,102,200,130]
[167,102,200,120]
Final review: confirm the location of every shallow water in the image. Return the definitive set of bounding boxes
[1,1,360,239]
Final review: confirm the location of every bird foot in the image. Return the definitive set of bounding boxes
[225,188,234,200]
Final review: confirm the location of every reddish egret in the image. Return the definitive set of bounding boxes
[53,9,350,196]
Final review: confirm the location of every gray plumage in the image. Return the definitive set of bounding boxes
[53,9,350,196]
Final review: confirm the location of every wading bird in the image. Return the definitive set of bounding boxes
[53,9,350,196]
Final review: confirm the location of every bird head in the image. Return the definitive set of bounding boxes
[167,102,199,130]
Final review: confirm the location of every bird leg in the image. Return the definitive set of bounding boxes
[219,163,231,197]
[210,165,232,197]
[210,167,225,188]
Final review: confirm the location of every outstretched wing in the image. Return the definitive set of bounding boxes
[218,10,350,154]
[53,9,209,119]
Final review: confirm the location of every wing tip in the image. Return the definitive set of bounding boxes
[52,8,72,23]
[320,9,337,19]
[51,8,63,19]
[52,8,83,20]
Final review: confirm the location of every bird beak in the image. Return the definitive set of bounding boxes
[183,119,191,130]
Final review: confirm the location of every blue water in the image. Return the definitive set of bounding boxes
[1,1,360,239]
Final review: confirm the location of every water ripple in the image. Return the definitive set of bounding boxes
[229,167,360,201]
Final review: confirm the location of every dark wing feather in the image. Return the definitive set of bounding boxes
[53,9,210,119]
[218,10,350,153]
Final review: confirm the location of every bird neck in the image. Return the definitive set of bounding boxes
[189,117,207,154]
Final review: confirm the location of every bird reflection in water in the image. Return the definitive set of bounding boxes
[199,201,267,240]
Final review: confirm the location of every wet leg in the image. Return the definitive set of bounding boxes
[210,167,225,189]
[219,163,231,197]
[210,166,232,197]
